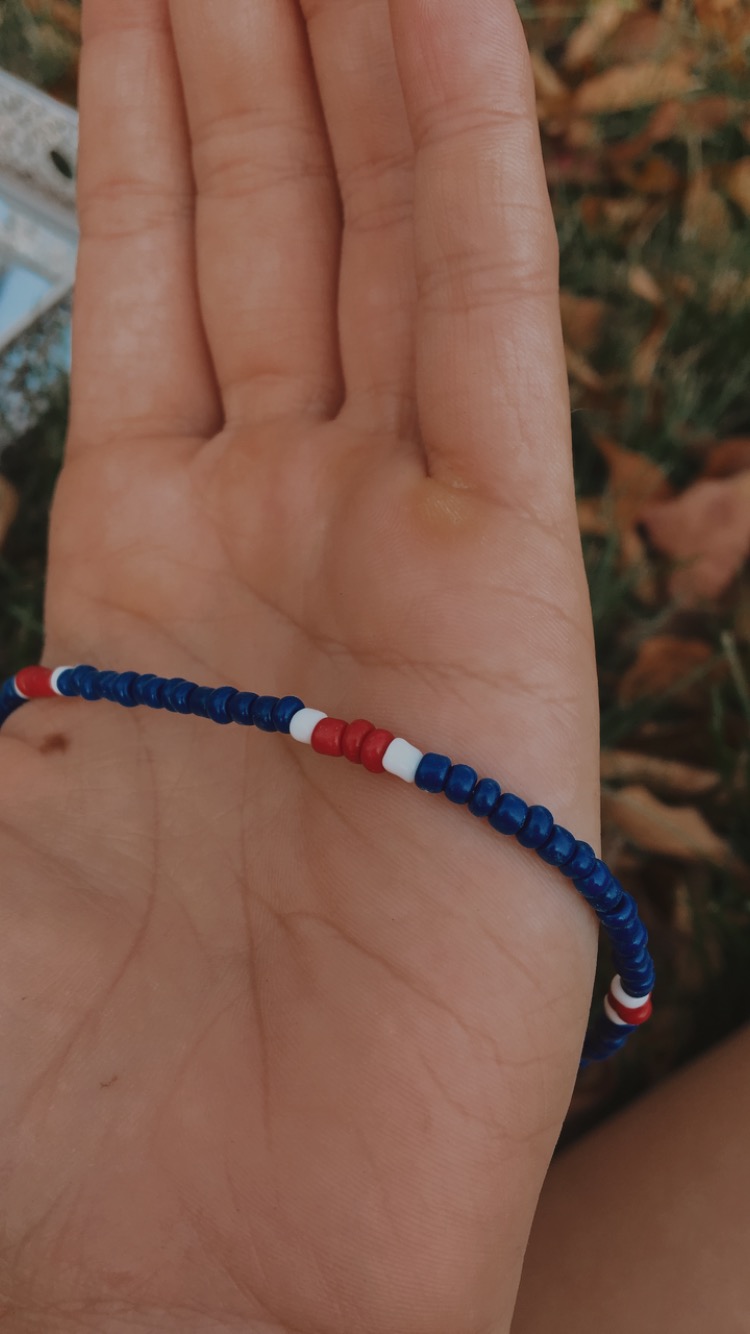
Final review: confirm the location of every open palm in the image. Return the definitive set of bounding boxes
[0,2,601,1330]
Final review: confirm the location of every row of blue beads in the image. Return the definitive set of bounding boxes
[414,751,655,1065]
[58,666,304,735]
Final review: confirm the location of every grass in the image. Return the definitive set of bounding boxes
[1,0,749,1137]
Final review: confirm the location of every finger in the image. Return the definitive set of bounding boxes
[389,0,572,509]
[302,0,418,441]
[69,0,221,458]
[169,1,343,428]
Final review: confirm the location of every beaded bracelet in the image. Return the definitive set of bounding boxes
[0,664,655,1067]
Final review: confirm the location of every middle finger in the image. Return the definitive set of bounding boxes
[302,0,419,443]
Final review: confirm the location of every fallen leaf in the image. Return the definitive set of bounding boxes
[24,0,81,37]
[618,635,717,704]
[694,0,750,44]
[0,477,19,550]
[530,48,571,113]
[600,750,720,797]
[563,0,629,70]
[573,60,699,115]
[606,12,672,63]
[701,438,750,479]
[681,169,732,247]
[641,472,750,604]
[559,292,607,351]
[628,265,664,304]
[565,344,606,391]
[602,785,736,865]
[726,158,750,216]
[595,433,672,533]
[577,496,609,537]
[632,313,668,387]
[600,196,652,228]
[615,156,681,195]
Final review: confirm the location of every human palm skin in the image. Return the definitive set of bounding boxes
[0,1,600,1331]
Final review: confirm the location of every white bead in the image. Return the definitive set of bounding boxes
[289,708,327,744]
[382,737,424,783]
[611,975,651,1009]
[604,996,629,1027]
[50,666,76,695]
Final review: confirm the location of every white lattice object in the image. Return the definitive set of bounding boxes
[0,69,78,451]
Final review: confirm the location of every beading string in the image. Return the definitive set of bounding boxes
[0,664,655,1067]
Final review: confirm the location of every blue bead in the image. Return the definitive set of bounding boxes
[96,671,120,701]
[617,963,655,990]
[615,950,652,975]
[444,764,478,804]
[69,664,98,696]
[517,804,554,850]
[561,840,597,880]
[489,792,528,835]
[627,921,649,952]
[79,669,105,701]
[575,862,621,910]
[131,674,164,708]
[112,671,140,708]
[229,692,258,726]
[162,678,196,714]
[601,892,638,930]
[415,753,452,794]
[468,777,501,819]
[620,976,654,1000]
[206,687,238,724]
[189,686,215,718]
[54,667,78,697]
[537,824,577,867]
[616,965,651,997]
[0,678,25,725]
[253,695,279,732]
[273,696,305,733]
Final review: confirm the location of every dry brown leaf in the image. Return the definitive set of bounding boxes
[559,292,606,351]
[0,477,19,551]
[726,158,750,216]
[577,496,609,537]
[565,344,605,391]
[600,196,651,228]
[595,434,672,532]
[606,12,671,62]
[616,156,681,195]
[694,0,750,43]
[681,170,732,247]
[23,0,81,37]
[602,785,735,865]
[530,49,570,110]
[628,265,665,304]
[600,750,720,797]
[632,314,667,387]
[573,60,699,115]
[641,472,750,604]
[618,635,717,704]
[701,438,750,479]
[563,0,629,70]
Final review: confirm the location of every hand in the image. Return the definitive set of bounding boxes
[0,2,600,1330]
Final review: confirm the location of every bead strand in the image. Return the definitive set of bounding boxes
[0,664,654,1068]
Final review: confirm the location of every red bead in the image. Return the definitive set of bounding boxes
[342,719,375,764]
[311,717,347,757]
[14,666,55,699]
[608,993,652,1026]
[360,728,395,774]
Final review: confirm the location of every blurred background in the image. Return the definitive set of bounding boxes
[0,0,748,1144]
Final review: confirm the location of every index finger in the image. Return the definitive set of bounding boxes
[389,0,572,513]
